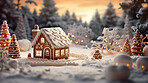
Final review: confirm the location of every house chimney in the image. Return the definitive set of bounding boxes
[32,25,40,41]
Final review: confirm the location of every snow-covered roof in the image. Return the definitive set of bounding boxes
[32,27,71,48]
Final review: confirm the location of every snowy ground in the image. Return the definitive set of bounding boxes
[0,45,148,83]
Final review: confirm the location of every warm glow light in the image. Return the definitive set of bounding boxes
[75,41,78,44]
[85,35,88,37]
[116,63,118,66]
[141,66,144,69]
[68,33,70,37]
[81,40,84,42]
[126,64,129,67]
[70,40,72,43]
[4,44,6,46]
[72,35,75,37]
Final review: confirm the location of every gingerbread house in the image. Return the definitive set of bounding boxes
[32,25,71,60]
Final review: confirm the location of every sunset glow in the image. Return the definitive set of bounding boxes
[15,0,124,23]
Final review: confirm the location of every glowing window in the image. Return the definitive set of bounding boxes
[46,50,49,56]
[61,49,65,55]
[4,44,6,46]
[115,63,118,66]
[126,64,129,67]
[36,50,42,57]
[141,66,144,69]
[66,49,69,54]
[41,37,45,43]
[55,50,60,57]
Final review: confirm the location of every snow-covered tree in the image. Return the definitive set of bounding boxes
[32,8,38,24]
[15,14,27,40]
[70,12,78,24]
[89,10,102,36]
[77,18,83,26]
[21,5,34,28]
[62,10,71,24]
[83,21,88,27]
[124,15,133,39]
[24,15,31,40]
[91,27,130,53]
[102,2,119,28]
[119,0,142,27]
[137,7,148,35]
[0,0,19,31]
[39,0,61,27]
[67,23,95,45]
[119,0,148,35]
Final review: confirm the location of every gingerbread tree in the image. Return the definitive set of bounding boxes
[8,34,20,58]
[132,30,143,56]
[0,21,11,56]
[122,39,132,56]
[93,50,102,59]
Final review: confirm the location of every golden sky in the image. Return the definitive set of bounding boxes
[16,0,124,23]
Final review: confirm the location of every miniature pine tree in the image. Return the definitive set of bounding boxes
[131,30,143,56]
[122,39,132,56]
[0,21,11,56]
[8,34,20,58]
[124,15,133,39]
[15,13,27,40]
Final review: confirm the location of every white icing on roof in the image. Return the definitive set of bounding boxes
[32,27,71,48]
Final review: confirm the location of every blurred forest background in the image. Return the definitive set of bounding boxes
[0,0,148,43]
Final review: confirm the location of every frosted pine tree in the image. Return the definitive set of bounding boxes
[77,18,82,26]
[15,14,27,40]
[62,10,71,23]
[117,11,126,28]
[83,21,88,27]
[70,12,77,25]
[124,15,133,39]
[0,0,19,30]
[0,21,11,56]
[122,39,132,56]
[39,0,61,27]
[8,34,20,58]
[89,10,102,36]
[102,2,119,27]
[24,15,31,40]
[21,5,34,27]
[33,8,38,23]
[61,10,71,31]
[119,0,142,27]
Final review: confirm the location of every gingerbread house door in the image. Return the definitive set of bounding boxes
[43,47,51,59]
